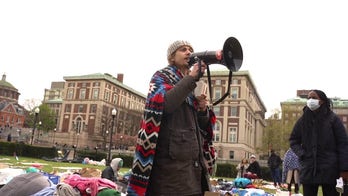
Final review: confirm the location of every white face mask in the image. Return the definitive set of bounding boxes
[307,98,320,111]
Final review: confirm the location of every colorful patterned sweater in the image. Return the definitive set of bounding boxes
[126,65,216,196]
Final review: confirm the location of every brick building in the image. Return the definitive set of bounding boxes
[0,74,26,129]
[201,70,267,163]
[42,73,146,150]
[0,74,26,141]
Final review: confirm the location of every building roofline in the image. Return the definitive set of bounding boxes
[63,73,146,98]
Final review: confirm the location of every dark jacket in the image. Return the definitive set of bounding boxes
[101,166,116,182]
[101,158,123,182]
[290,107,348,184]
[268,152,282,169]
[246,161,261,178]
[146,75,211,196]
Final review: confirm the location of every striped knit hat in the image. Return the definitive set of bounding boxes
[167,40,193,59]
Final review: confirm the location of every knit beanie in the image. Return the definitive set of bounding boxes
[167,40,193,59]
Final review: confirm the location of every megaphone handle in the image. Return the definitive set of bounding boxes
[196,59,204,81]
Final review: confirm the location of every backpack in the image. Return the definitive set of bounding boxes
[233,177,252,188]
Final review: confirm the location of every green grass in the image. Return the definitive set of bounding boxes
[0,155,130,174]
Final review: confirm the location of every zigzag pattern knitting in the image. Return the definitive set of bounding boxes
[127,65,182,196]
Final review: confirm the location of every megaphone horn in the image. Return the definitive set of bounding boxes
[189,37,243,72]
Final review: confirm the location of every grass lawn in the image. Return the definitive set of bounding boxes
[0,155,130,174]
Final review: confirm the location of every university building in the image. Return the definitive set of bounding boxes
[42,73,146,150]
[0,74,26,139]
[200,70,267,163]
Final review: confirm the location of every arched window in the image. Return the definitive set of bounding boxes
[74,117,86,134]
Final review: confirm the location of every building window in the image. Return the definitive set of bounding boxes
[231,87,238,99]
[121,96,126,107]
[106,84,111,89]
[213,121,221,142]
[92,89,99,99]
[228,127,237,143]
[104,91,110,101]
[65,104,71,113]
[67,89,74,100]
[248,91,253,103]
[75,117,83,134]
[78,105,84,113]
[229,151,234,159]
[79,89,86,99]
[213,107,220,116]
[113,94,118,105]
[232,79,239,85]
[215,79,221,85]
[90,104,97,113]
[214,87,222,99]
[231,107,238,116]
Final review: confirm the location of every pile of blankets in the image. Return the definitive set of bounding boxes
[0,167,125,196]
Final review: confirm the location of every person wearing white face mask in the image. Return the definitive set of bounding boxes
[306,98,321,111]
[289,89,348,196]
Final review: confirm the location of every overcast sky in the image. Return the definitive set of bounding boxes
[1,0,347,117]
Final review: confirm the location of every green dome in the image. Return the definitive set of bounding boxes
[0,74,17,91]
